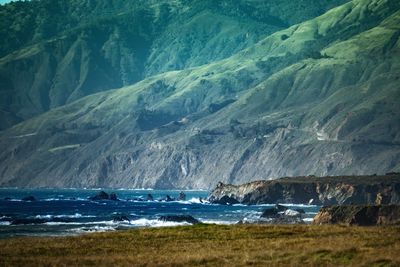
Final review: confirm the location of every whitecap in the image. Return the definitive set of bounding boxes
[128,218,191,227]
[44,220,116,226]
[34,214,54,219]
[7,199,22,202]
[188,197,209,204]
[68,226,117,234]
[276,203,318,208]
[34,213,96,219]
[199,220,236,225]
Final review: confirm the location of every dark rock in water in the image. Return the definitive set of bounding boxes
[113,215,130,222]
[4,197,11,201]
[276,204,288,212]
[164,195,174,202]
[146,194,154,201]
[109,192,118,201]
[245,205,305,224]
[89,191,118,201]
[213,195,239,205]
[178,191,186,201]
[11,218,47,225]
[260,208,279,218]
[21,196,36,201]
[89,191,109,200]
[159,215,200,224]
[207,174,400,205]
[261,204,292,218]
[313,205,400,226]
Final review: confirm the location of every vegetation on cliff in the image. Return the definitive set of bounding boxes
[0,0,347,129]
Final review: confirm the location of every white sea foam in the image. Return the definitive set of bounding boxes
[284,209,301,217]
[43,198,64,201]
[232,204,247,207]
[277,203,318,208]
[44,220,116,226]
[68,226,117,234]
[174,197,209,204]
[188,197,209,204]
[116,188,154,191]
[200,220,236,225]
[42,197,88,201]
[7,199,22,202]
[254,203,318,208]
[34,213,96,219]
[128,218,191,227]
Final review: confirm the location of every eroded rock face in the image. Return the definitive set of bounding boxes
[313,205,400,225]
[207,174,400,205]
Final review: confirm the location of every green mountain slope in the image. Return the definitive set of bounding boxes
[0,0,399,189]
[0,0,348,129]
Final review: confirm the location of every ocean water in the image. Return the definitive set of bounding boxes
[0,189,320,238]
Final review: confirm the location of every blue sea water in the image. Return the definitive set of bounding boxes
[0,189,320,238]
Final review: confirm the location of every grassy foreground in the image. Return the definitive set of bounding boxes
[1,224,399,266]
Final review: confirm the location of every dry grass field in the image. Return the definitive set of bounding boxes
[1,224,399,266]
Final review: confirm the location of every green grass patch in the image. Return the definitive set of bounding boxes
[0,224,399,266]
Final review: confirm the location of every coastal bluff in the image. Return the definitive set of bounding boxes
[207,174,400,205]
[313,205,400,225]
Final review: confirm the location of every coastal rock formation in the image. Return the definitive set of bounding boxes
[21,196,36,202]
[313,205,400,225]
[88,191,118,201]
[239,205,305,225]
[158,215,200,225]
[207,174,400,205]
[113,215,130,222]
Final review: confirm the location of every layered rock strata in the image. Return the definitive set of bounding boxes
[207,174,400,205]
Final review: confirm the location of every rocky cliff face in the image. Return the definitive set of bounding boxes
[313,205,400,225]
[207,174,400,205]
[0,0,399,189]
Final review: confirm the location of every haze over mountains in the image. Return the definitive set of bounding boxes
[0,0,399,189]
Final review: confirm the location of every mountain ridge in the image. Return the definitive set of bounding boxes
[0,0,348,129]
[0,0,399,189]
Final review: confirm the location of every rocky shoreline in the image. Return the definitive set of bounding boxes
[207,174,400,205]
[313,205,400,226]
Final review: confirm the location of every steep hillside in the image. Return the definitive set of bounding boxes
[0,0,348,129]
[0,0,399,189]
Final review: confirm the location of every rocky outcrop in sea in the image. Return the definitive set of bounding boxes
[207,174,400,205]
